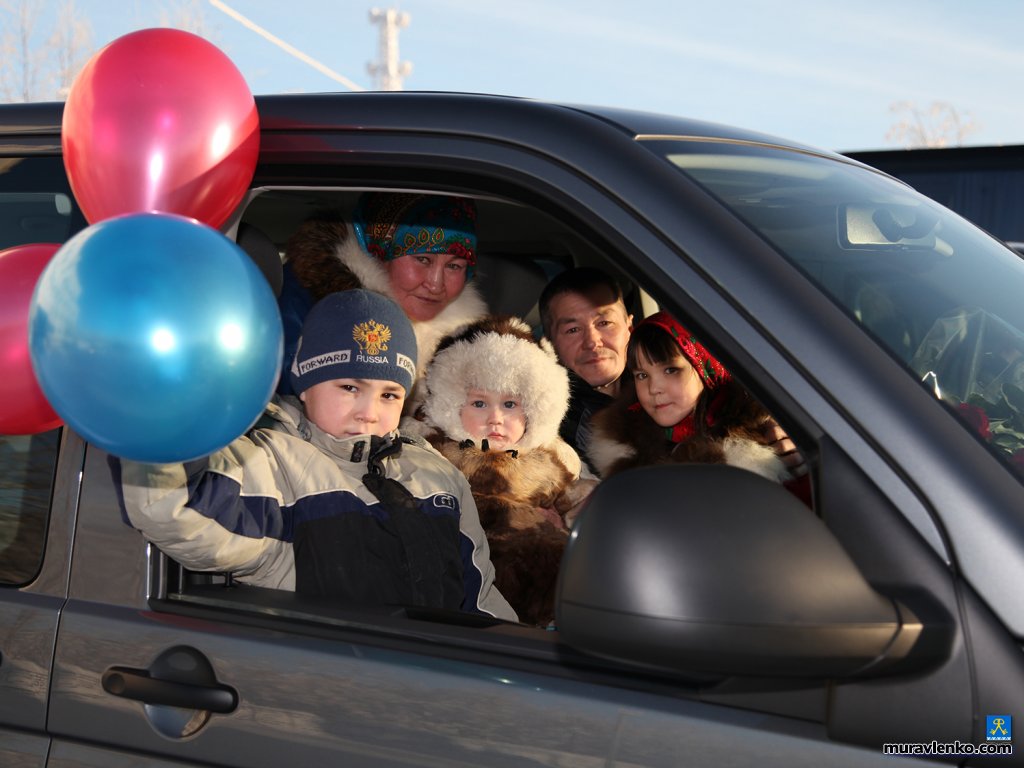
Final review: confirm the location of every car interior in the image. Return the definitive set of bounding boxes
[230,186,661,334]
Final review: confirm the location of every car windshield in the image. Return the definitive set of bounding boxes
[641,137,1024,481]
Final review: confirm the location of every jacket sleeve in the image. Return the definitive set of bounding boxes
[112,433,296,590]
[452,472,518,622]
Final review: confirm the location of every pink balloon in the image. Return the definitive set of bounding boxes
[0,244,62,435]
[62,28,259,229]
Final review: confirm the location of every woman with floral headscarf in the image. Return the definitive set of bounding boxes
[586,311,795,484]
[276,192,488,405]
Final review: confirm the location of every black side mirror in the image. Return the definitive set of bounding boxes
[556,464,951,679]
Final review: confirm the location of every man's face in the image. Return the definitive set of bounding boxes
[546,290,633,388]
[300,378,405,438]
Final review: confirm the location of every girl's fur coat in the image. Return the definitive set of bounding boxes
[587,378,792,482]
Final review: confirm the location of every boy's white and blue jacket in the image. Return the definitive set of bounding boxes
[112,397,517,621]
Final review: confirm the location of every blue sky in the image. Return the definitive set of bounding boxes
[28,0,1024,151]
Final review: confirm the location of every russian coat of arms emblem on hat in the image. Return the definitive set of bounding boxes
[353,320,391,356]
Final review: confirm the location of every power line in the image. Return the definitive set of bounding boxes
[208,0,366,92]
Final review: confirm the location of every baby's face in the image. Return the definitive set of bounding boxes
[459,388,526,451]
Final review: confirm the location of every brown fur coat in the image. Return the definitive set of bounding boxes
[426,434,592,627]
[587,379,791,482]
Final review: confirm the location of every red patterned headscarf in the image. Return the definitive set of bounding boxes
[635,311,730,389]
[628,311,731,442]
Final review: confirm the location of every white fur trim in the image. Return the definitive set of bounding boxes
[551,437,583,478]
[586,434,636,477]
[422,325,571,453]
[721,437,791,483]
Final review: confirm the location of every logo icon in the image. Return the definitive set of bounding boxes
[986,715,1012,741]
[353,320,391,356]
[433,494,456,510]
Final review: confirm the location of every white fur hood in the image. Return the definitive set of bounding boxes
[420,316,572,454]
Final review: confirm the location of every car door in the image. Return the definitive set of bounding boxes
[50,456,946,768]
[0,429,76,768]
[612,133,1024,757]
[0,145,89,768]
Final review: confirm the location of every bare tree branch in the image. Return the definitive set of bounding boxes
[49,0,93,99]
[0,0,44,101]
[159,0,215,38]
[0,0,93,101]
[886,101,981,148]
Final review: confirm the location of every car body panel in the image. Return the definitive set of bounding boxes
[49,444,935,767]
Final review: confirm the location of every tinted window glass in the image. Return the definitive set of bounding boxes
[845,147,1024,244]
[0,431,59,585]
[642,138,1024,482]
[0,155,78,585]
[0,156,85,249]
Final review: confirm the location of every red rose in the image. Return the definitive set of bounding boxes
[447,241,473,261]
[957,402,991,440]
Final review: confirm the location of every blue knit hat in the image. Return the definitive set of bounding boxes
[352,192,477,278]
[289,290,418,395]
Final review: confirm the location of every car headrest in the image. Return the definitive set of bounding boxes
[237,223,283,297]
[475,252,549,327]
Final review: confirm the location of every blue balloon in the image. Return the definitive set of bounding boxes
[29,213,283,463]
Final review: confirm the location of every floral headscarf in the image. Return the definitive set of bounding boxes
[637,311,730,389]
[629,311,732,442]
[352,192,478,277]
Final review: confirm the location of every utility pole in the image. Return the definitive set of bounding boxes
[367,8,412,91]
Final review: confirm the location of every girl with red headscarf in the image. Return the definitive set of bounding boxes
[586,311,796,484]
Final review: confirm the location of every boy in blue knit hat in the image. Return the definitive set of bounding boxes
[114,289,515,620]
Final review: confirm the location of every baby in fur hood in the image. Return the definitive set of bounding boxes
[588,311,794,484]
[405,316,594,627]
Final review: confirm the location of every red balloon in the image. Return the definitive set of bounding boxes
[62,28,259,229]
[0,244,63,435]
